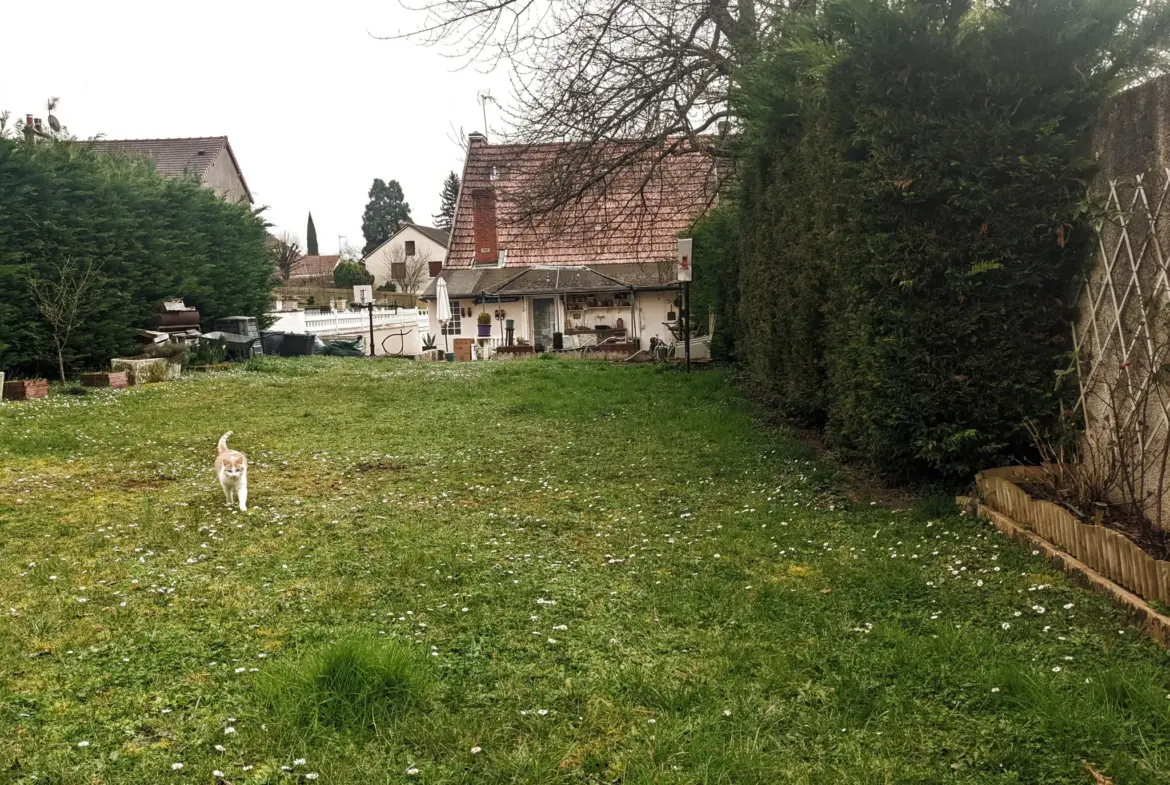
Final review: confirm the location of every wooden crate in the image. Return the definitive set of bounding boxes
[453,338,475,362]
[3,379,49,400]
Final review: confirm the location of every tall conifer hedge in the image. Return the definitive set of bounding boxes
[702,0,1170,481]
[0,139,274,377]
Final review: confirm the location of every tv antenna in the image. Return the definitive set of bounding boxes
[477,90,497,136]
[46,97,61,133]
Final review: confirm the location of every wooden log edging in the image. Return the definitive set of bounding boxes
[972,502,1170,648]
[976,468,1170,606]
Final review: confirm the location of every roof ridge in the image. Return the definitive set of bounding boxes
[90,136,228,143]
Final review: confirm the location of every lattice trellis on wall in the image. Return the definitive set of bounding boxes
[1071,169,1170,523]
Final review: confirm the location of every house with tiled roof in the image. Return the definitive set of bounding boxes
[289,254,341,280]
[421,132,717,357]
[87,136,253,203]
[363,223,449,295]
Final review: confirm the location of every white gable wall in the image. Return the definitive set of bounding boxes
[202,148,250,203]
[366,226,448,293]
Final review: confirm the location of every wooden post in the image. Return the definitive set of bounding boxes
[367,304,376,357]
[677,237,693,371]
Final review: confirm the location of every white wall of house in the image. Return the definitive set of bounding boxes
[425,288,683,354]
[202,148,250,203]
[366,226,448,293]
[426,298,528,347]
[633,290,682,345]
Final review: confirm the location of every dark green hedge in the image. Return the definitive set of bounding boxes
[702,0,1170,481]
[333,261,375,287]
[0,138,274,377]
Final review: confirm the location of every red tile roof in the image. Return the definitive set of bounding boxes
[447,137,719,269]
[86,136,254,202]
[289,255,341,278]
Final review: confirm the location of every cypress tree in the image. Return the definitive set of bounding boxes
[306,212,318,256]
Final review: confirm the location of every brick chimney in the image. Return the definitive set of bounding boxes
[468,131,488,146]
[472,187,498,265]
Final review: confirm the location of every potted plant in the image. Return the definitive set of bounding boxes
[3,377,49,400]
[477,311,493,337]
[422,333,437,358]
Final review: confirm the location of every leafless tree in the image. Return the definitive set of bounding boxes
[27,258,104,383]
[340,240,364,263]
[391,0,763,222]
[271,230,302,281]
[381,246,434,295]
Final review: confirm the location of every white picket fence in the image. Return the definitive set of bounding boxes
[303,308,428,335]
[268,308,428,338]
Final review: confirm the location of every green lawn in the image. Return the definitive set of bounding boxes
[2,358,1169,784]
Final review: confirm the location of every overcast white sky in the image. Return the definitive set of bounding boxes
[3,0,512,254]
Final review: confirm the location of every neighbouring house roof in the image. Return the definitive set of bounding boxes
[420,263,681,300]
[86,136,254,203]
[362,223,451,263]
[289,254,341,278]
[408,224,451,247]
[447,135,719,269]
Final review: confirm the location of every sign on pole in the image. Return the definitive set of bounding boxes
[677,238,693,282]
[353,284,373,304]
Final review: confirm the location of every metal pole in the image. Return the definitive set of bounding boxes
[367,304,375,357]
[684,281,691,372]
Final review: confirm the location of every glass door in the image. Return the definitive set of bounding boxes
[531,298,556,352]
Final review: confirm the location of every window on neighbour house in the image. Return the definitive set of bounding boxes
[391,262,407,281]
[441,301,461,335]
[428,261,442,277]
[405,240,416,256]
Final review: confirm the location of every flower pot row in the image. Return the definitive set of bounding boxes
[1,362,175,402]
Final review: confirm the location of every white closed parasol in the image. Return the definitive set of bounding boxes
[435,277,452,355]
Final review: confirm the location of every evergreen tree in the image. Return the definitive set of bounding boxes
[306,212,318,256]
[433,171,460,232]
[361,179,412,255]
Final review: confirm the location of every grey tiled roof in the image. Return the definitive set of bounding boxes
[421,263,681,299]
[408,224,451,247]
[87,136,253,202]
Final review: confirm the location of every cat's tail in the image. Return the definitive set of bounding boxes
[217,431,233,454]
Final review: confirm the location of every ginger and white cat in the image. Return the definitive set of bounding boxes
[215,431,248,511]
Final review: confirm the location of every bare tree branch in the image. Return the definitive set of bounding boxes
[27,258,104,382]
[389,0,766,220]
[272,231,302,281]
[382,246,434,296]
